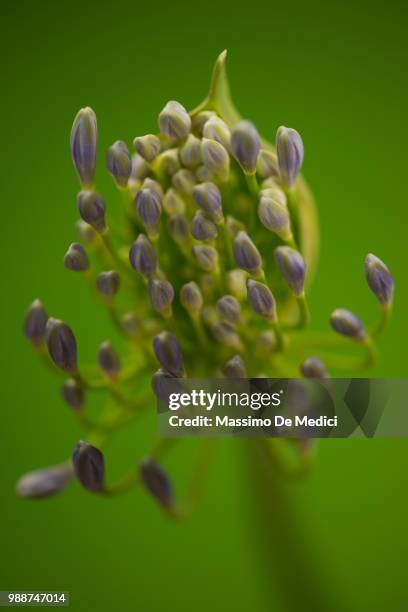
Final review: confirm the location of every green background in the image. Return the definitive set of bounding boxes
[1,0,407,610]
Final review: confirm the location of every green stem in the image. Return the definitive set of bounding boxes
[371,304,391,338]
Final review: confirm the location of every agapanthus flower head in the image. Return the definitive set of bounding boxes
[21,51,393,510]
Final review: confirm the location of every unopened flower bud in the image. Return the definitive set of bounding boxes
[153,331,184,377]
[129,234,157,278]
[168,214,190,242]
[98,341,121,377]
[193,245,218,271]
[148,279,174,316]
[201,138,230,179]
[180,281,203,313]
[365,253,394,306]
[163,188,186,214]
[231,121,260,174]
[76,219,97,245]
[274,246,306,296]
[133,134,161,162]
[217,295,241,324]
[157,149,180,175]
[96,270,120,297]
[258,194,292,240]
[151,368,177,402]
[180,134,202,167]
[77,190,106,233]
[203,115,231,150]
[61,378,84,410]
[276,126,304,187]
[45,318,77,373]
[192,110,215,135]
[172,168,195,195]
[300,357,328,379]
[106,140,131,188]
[191,212,218,241]
[121,312,140,339]
[130,154,150,181]
[212,321,242,350]
[70,107,97,188]
[23,299,48,346]
[226,215,244,237]
[135,187,162,234]
[142,178,164,198]
[233,231,262,276]
[140,458,173,510]
[64,243,89,271]
[257,330,278,351]
[256,149,279,179]
[226,269,247,299]
[192,182,223,223]
[195,165,213,182]
[16,465,72,499]
[222,355,246,379]
[159,100,191,140]
[330,309,365,340]
[247,279,277,321]
[72,441,105,492]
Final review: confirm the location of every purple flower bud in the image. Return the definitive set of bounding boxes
[258,194,291,240]
[233,231,262,276]
[70,107,97,188]
[276,126,304,187]
[64,243,89,272]
[77,190,106,233]
[172,168,195,195]
[158,100,191,140]
[133,134,161,162]
[365,253,394,306]
[148,279,175,315]
[180,281,203,313]
[192,110,215,136]
[23,299,48,346]
[300,357,328,379]
[330,309,365,340]
[222,355,247,379]
[96,270,120,297]
[106,140,132,188]
[140,458,173,510]
[217,295,241,324]
[193,245,219,271]
[192,182,223,223]
[168,214,190,242]
[16,464,72,499]
[247,279,277,321]
[274,246,306,296]
[153,331,184,377]
[135,187,162,233]
[231,121,260,174]
[180,134,202,167]
[129,234,157,278]
[72,441,105,493]
[201,138,230,179]
[45,318,78,373]
[97,341,121,377]
[151,368,176,402]
[191,212,218,241]
[61,378,84,410]
[256,150,279,179]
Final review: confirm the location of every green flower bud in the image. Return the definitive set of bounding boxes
[192,111,215,136]
[258,194,292,240]
[179,134,202,167]
[203,115,231,150]
[212,321,242,350]
[195,165,213,182]
[180,281,203,313]
[172,168,195,195]
[167,214,190,243]
[156,149,180,176]
[256,149,279,179]
[121,312,140,339]
[201,138,230,180]
[76,220,97,245]
[163,188,186,215]
[226,269,247,300]
[133,134,161,162]
[159,100,191,140]
[142,177,164,198]
[130,153,150,181]
[193,245,219,271]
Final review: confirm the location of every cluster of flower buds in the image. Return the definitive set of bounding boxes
[19,52,394,509]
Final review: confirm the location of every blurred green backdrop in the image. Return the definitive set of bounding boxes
[1,0,407,610]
